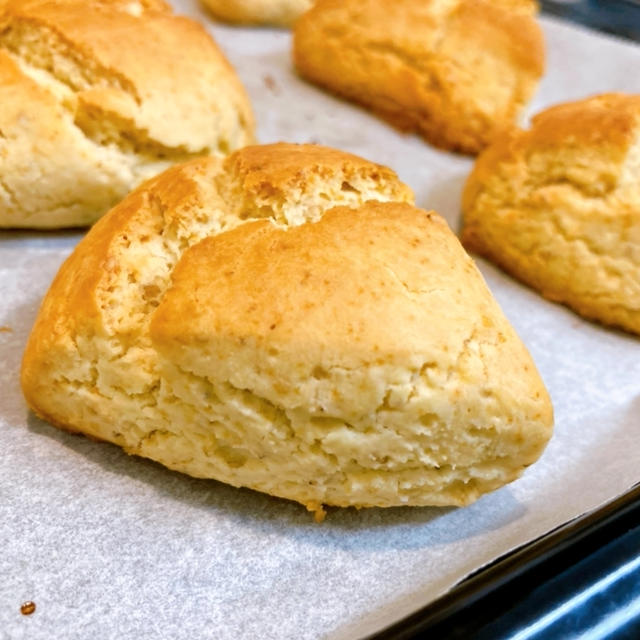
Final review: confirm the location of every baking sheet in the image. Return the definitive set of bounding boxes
[2,5,640,639]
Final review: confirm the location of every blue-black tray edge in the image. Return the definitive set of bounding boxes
[365,483,640,639]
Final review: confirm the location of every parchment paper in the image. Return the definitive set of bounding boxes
[1,5,640,639]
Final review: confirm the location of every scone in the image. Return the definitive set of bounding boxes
[0,0,254,228]
[462,93,640,335]
[201,0,314,26]
[293,0,545,154]
[22,143,553,516]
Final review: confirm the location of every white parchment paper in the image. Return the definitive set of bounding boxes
[1,5,640,639]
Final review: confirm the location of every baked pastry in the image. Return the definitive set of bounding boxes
[0,0,254,228]
[22,143,553,516]
[293,0,545,154]
[462,93,640,335]
[201,0,314,26]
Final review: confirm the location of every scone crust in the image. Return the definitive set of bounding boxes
[293,0,544,154]
[0,0,254,228]
[201,0,314,26]
[462,93,640,334]
[22,143,552,511]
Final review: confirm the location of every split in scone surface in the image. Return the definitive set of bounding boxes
[22,143,553,514]
[0,0,254,228]
[462,93,640,335]
[200,0,314,26]
[293,0,545,155]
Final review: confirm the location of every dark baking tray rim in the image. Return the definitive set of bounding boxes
[540,0,640,41]
[365,482,640,639]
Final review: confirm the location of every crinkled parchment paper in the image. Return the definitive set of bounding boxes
[1,5,639,639]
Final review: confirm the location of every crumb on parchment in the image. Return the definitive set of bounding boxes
[263,74,278,93]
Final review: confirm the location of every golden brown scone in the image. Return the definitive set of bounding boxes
[201,0,314,26]
[293,0,545,155]
[22,142,552,514]
[462,93,640,335]
[0,0,254,228]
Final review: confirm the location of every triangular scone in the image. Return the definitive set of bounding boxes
[0,0,253,228]
[200,0,314,26]
[462,93,640,335]
[293,0,544,154]
[22,143,552,514]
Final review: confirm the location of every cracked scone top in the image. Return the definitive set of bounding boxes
[293,0,544,155]
[22,143,553,514]
[462,93,640,335]
[201,0,314,26]
[0,0,254,228]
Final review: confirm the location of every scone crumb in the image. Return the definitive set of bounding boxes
[306,501,326,523]
[263,74,279,94]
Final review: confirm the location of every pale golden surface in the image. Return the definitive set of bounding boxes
[201,0,314,26]
[462,93,640,335]
[293,0,544,155]
[0,0,254,228]
[22,143,552,514]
